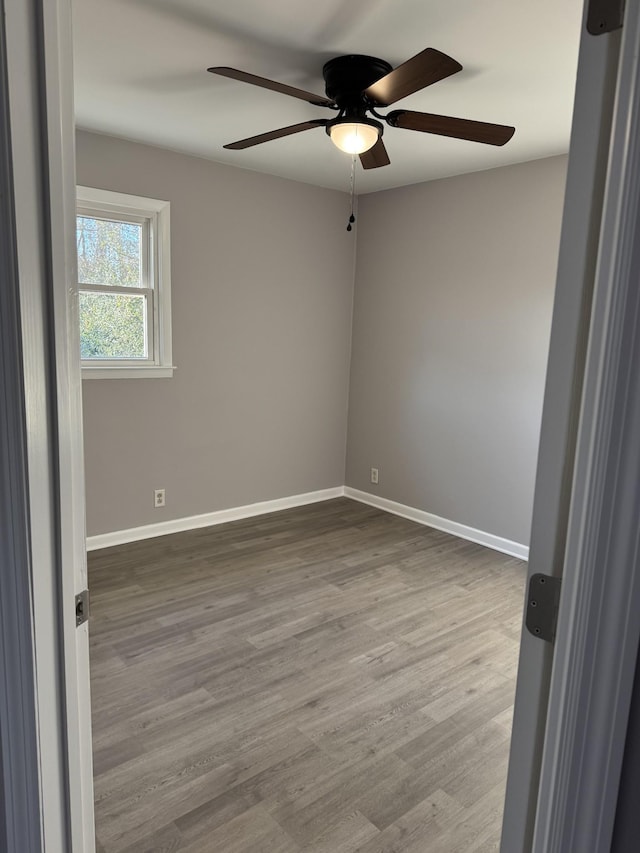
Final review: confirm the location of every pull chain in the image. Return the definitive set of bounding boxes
[347,154,357,232]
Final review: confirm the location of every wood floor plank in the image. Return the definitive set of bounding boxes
[348,788,464,853]
[269,752,411,846]
[89,498,526,852]
[179,804,300,853]
[118,820,183,853]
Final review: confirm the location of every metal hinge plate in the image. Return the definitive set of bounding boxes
[75,589,90,627]
[525,574,562,643]
[587,0,625,34]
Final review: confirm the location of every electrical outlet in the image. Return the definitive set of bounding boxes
[154,488,166,508]
[370,467,379,485]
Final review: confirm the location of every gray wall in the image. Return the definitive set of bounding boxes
[345,156,568,545]
[76,132,355,537]
[78,136,566,546]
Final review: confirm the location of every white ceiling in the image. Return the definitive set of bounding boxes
[72,0,583,194]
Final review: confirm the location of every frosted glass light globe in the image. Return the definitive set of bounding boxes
[330,122,380,154]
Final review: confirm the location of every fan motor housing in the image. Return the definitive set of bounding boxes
[322,55,392,109]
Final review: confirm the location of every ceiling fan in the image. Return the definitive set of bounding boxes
[207,48,515,169]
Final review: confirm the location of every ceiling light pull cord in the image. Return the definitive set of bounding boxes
[347,154,356,232]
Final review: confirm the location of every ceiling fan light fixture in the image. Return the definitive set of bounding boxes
[329,118,381,154]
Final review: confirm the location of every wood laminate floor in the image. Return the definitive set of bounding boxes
[89,498,526,853]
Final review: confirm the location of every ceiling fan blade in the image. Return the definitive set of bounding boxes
[208,67,334,107]
[387,110,515,146]
[223,119,329,150]
[359,137,390,170]
[363,48,462,107]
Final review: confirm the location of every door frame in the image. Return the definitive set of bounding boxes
[41,0,96,848]
[505,2,640,850]
[501,2,623,848]
[0,1,44,848]
[533,3,640,849]
[1,0,94,850]
[4,0,640,850]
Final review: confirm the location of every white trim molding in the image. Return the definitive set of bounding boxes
[81,365,175,380]
[86,487,345,550]
[344,488,529,561]
[87,485,529,560]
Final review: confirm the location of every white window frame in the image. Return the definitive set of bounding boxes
[76,186,174,379]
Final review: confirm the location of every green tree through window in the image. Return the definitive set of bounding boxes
[76,186,173,378]
[79,291,145,359]
[77,216,142,287]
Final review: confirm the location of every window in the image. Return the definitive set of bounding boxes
[76,186,173,378]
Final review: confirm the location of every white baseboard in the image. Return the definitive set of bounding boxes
[344,487,529,561]
[86,487,345,551]
[86,485,529,561]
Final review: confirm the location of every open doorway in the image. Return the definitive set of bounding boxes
[72,2,582,852]
[80,146,569,853]
[8,0,640,850]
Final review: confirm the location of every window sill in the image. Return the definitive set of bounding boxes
[81,365,176,380]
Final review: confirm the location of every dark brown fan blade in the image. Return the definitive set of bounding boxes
[223,119,329,150]
[359,137,390,169]
[387,110,515,146]
[208,67,334,107]
[363,48,462,107]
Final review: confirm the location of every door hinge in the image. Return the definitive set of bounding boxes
[75,589,90,627]
[587,0,625,34]
[525,574,562,643]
